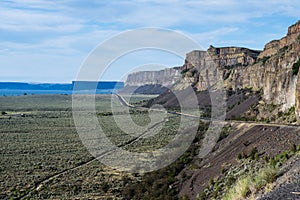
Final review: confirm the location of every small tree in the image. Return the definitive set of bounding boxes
[250,147,258,160]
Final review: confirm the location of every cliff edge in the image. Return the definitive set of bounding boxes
[120,67,182,94]
[154,20,300,119]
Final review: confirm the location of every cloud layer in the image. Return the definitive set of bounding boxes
[1,0,300,82]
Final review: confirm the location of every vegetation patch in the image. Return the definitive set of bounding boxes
[217,125,232,142]
[223,70,232,81]
[279,45,288,53]
[122,122,209,200]
[259,56,271,65]
[292,59,300,75]
[181,68,189,74]
[197,143,300,200]
[238,102,297,124]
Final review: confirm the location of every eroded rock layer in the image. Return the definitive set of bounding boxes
[177,21,300,116]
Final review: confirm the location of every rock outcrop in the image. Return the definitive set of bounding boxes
[259,20,300,59]
[125,67,181,87]
[127,21,300,117]
[168,21,300,117]
[183,46,260,71]
[226,21,300,112]
[120,67,182,94]
[178,46,261,91]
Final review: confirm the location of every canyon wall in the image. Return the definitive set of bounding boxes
[120,67,182,94]
[125,21,300,117]
[177,46,261,91]
[177,21,300,115]
[125,67,181,87]
[259,21,300,59]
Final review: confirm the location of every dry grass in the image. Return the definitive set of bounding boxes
[222,165,278,200]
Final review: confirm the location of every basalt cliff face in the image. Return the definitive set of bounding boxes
[175,46,261,91]
[125,67,181,87]
[120,67,182,94]
[258,21,300,59]
[173,21,300,117]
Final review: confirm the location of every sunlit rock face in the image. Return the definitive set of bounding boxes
[178,21,300,114]
[258,20,300,59]
[124,21,300,117]
[121,67,182,94]
[125,67,182,87]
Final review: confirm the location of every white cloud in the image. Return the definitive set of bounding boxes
[0,29,120,56]
[2,0,68,10]
[1,0,299,34]
[0,5,84,32]
[1,0,300,82]
[184,27,239,49]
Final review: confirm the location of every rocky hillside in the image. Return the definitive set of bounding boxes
[122,21,300,200]
[154,20,300,119]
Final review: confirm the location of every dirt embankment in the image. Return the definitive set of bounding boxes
[178,122,300,199]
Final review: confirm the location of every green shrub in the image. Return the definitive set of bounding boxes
[249,147,258,160]
[288,106,295,114]
[237,178,251,198]
[237,153,243,160]
[217,126,231,142]
[181,68,189,74]
[269,157,276,168]
[223,166,278,200]
[254,153,260,161]
[221,167,226,174]
[253,167,278,189]
[197,191,207,200]
[260,56,270,65]
[223,70,231,80]
[291,144,297,153]
[190,69,198,77]
[181,195,190,200]
[292,60,300,75]
[264,156,269,163]
[101,182,110,193]
[279,45,288,52]
[223,177,250,200]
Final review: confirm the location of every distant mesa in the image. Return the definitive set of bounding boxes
[119,67,182,94]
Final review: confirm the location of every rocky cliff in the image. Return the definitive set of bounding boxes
[176,46,261,91]
[125,67,181,87]
[165,20,300,117]
[120,67,182,94]
[259,21,300,59]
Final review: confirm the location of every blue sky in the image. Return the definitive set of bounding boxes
[1,0,300,83]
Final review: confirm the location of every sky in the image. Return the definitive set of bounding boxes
[1,0,300,83]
